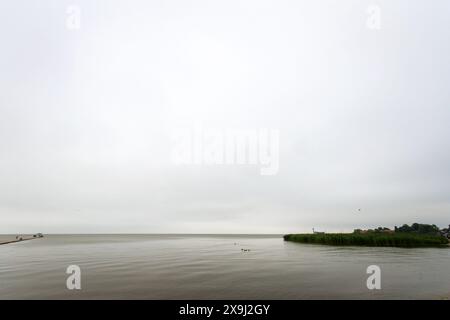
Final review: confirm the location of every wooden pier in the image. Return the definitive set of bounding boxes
[0,235,44,246]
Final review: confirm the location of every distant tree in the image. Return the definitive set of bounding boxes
[396,223,439,234]
[418,224,439,234]
[397,224,412,233]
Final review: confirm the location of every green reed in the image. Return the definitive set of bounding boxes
[283,233,449,248]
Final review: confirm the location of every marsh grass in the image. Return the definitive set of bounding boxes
[283,233,449,248]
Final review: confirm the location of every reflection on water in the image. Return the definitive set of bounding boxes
[0,234,449,299]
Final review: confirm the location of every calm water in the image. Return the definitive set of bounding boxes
[0,234,449,299]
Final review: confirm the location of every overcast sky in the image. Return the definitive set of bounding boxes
[1,0,450,234]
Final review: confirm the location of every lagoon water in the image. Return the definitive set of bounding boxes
[0,234,449,299]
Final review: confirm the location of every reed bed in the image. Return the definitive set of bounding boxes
[283,233,449,248]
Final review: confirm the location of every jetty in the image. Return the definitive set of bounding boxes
[0,234,44,246]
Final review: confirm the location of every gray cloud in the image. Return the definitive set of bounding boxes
[1,0,450,233]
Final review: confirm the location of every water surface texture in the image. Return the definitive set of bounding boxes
[1,234,449,299]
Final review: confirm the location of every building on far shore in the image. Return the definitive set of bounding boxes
[312,228,325,234]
